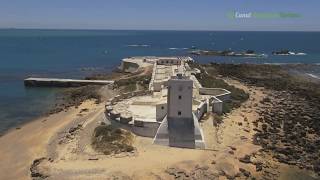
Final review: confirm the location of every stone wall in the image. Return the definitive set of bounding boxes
[194,100,208,120]
[108,90,152,105]
[199,88,230,97]
[107,114,160,137]
[120,61,139,73]
[132,120,160,137]
[105,89,159,137]
[156,103,167,121]
[190,75,202,89]
[211,96,223,114]
[157,59,181,65]
[149,63,157,91]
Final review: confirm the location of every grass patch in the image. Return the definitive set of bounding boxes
[115,75,151,93]
[91,125,135,155]
[48,85,102,114]
[192,62,249,114]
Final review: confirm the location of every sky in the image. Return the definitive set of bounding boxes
[0,0,320,31]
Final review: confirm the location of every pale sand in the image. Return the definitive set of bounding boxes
[0,78,291,179]
[0,100,101,180]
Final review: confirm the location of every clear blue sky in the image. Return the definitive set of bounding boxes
[1,0,319,31]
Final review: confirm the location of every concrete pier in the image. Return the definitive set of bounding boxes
[24,78,114,87]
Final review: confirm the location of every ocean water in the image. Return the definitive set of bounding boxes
[0,29,320,134]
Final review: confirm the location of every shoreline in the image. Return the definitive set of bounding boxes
[0,110,58,137]
[0,99,103,180]
[0,84,105,137]
[1,63,319,136]
[0,62,319,179]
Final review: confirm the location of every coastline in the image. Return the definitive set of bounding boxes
[0,62,319,179]
[0,110,57,138]
[0,99,103,180]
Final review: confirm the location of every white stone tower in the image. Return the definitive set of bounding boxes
[153,74,205,149]
[167,74,193,120]
[167,74,195,148]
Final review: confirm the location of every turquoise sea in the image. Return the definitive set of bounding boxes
[1,29,320,134]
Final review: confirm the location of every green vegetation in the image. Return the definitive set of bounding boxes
[114,75,151,93]
[49,85,102,114]
[190,62,249,114]
[91,125,135,155]
[207,63,320,103]
[85,71,127,80]
[62,85,102,104]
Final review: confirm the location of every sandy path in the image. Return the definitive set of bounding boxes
[0,100,99,180]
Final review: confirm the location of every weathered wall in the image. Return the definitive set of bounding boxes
[132,120,160,137]
[215,93,231,102]
[157,59,181,65]
[107,115,160,137]
[199,88,230,97]
[109,90,152,104]
[120,61,139,73]
[211,97,223,114]
[194,101,207,120]
[153,81,164,92]
[156,103,167,121]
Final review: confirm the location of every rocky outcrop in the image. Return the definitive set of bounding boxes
[30,157,49,180]
[165,165,219,180]
[253,91,320,175]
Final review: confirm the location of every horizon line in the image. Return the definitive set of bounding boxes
[0,27,319,33]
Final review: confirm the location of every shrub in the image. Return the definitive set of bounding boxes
[91,125,135,155]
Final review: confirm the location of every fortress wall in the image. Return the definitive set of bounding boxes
[211,96,223,114]
[149,63,157,91]
[105,110,160,138]
[199,88,230,97]
[215,93,231,102]
[132,121,160,137]
[195,101,208,120]
[153,80,169,92]
[120,61,140,73]
[156,103,167,121]
[190,75,202,89]
[110,90,152,104]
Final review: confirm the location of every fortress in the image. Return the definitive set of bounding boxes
[105,56,231,149]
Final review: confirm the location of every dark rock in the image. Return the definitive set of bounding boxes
[274,154,289,164]
[69,127,77,134]
[262,124,268,131]
[239,168,251,177]
[239,155,251,164]
[30,157,49,179]
[255,163,263,172]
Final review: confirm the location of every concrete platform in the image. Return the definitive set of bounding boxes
[153,113,206,149]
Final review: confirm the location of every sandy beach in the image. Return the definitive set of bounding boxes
[0,100,102,180]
